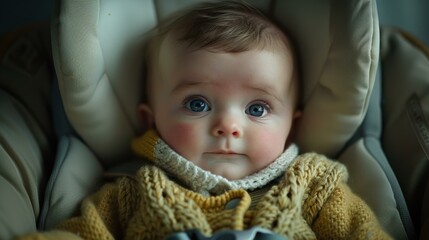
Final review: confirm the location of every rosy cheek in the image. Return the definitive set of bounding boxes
[160,122,197,157]
[252,130,287,164]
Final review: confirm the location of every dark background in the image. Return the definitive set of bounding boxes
[1,0,428,45]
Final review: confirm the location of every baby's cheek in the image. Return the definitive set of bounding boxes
[252,130,287,163]
[160,123,199,157]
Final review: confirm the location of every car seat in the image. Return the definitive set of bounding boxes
[0,0,428,239]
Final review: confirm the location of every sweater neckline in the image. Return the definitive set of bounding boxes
[132,130,299,195]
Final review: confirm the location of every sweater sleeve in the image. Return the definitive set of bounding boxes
[312,183,392,240]
[16,182,122,240]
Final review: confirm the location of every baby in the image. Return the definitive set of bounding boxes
[18,1,391,239]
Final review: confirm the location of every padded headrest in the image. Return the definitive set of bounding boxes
[51,0,379,165]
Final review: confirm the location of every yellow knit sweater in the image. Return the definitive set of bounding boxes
[18,131,391,240]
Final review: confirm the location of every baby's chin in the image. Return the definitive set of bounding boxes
[200,161,251,180]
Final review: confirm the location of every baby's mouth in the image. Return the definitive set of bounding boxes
[206,153,240,157]
[206,148,241,154]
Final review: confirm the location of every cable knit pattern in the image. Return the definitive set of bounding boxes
[132,129,299,195]
[17,131,392,240]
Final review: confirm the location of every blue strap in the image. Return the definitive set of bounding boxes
[165,227,287,240]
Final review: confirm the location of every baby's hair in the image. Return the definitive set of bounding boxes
[143,0,300,108]
[146,0,293,56]
[169,1,288,52]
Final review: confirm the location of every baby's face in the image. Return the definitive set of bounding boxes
[146,39,297,180]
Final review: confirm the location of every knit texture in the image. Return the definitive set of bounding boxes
[17,132,392,240]
[131,129,299,195]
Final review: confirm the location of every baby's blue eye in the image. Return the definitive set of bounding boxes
[246,103,268,117]
[185,98,210,112]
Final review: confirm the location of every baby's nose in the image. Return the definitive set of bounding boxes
[211,116,242,138]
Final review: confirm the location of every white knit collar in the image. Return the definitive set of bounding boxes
[149,137,299,195]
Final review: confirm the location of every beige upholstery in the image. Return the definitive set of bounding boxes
[276,0,380,157]
[39,136,103,230]
[381,27,429,239]
[338,139,407,239]
[0,91,43,238]
[51,0,157,164]
[0,24,54,239]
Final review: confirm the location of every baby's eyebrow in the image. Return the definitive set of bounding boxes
[247,83,284,104]
[171,79,285,104]
[171,79,210,93]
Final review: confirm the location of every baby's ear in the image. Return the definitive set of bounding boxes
[292,110,302,133]
[293,110,302,121]
[137,103,154,133]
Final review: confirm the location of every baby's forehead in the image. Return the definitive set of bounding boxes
[157,39,294,87]
[153,30,294,66]
[147,32,296,91]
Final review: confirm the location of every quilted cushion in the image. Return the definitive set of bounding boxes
[380,27,429,237]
